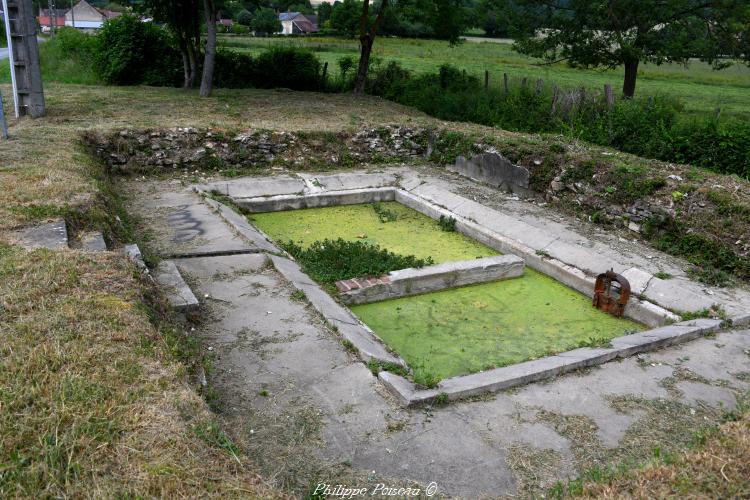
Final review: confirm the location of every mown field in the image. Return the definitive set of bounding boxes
[220,35,750,120]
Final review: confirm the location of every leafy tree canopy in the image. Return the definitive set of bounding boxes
[511,0,750,97]
[251,6,282,34]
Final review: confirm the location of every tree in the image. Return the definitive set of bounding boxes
[236,8,253,25]
[317,2,334,27]
[352,0,469,94]
[141,0,202,88]
[200,0,218,97]
[330,0,363,37]
[511,0,750,98]
[251,7,281,35]
[475,0,511,37]
[288,1,314,14]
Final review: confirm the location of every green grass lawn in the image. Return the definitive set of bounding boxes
[250,202,641,382]
[220,35,750,120]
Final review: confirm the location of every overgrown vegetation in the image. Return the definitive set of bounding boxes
[281,238,433,287]
[366,62,750,178]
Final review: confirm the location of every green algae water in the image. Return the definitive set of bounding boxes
[250,203,496,264]
[251,202,642,379]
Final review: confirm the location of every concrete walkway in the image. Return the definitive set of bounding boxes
[123,174,750,498]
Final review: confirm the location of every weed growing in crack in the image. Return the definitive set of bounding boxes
[366,360,409,377]
[341,339,357,354]
[438,215,456,232]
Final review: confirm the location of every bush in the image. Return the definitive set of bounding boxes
[94,15,181,86]
[255,46,321,91]
[213,49,257,88]
[34,27,101,84]
[281,238,434,286]
[669,120,750,179]
[232,23,250,35]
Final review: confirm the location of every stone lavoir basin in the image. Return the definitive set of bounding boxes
[250,202,642,382]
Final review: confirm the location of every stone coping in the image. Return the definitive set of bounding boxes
[337,255,525,305]
[153,260,200,312]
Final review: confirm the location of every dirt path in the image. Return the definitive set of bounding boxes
[123,176,750,498]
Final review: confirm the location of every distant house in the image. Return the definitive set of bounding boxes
[38,8,68,31]
[278,12,318,35]
[37,0,120,32]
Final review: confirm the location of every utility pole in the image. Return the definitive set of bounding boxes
[70,0,74,28]
[48,0,56,34]
[2,0,45,117]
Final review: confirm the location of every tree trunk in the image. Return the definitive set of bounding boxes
[186,42,198,88]
[199,0,217,98]
[353,35,373,95]
[622,58,639,98]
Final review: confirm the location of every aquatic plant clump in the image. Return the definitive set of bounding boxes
[281,238,433,286]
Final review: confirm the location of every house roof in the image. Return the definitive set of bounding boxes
[292,18,317,33]
[279,12,302,21]
[97,9,121,19]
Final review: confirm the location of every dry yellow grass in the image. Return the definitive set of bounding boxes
[0,244,284,497]
[580,412,750,499]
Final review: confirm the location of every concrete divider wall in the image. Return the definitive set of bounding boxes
[338,255,525,305]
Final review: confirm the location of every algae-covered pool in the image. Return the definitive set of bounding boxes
[251,202,642,380]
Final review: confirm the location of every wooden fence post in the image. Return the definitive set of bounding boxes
[503,73,509,94]
[551,85,559,115]
[0,90,8,139]
[604,84,614,108]
[484,70,489,90]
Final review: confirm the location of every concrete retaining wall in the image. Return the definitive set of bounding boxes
[338,255,525,305]
[449,153,531,195]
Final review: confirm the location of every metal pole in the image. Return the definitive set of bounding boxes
[1,0,19,118]
[0,89,9,138]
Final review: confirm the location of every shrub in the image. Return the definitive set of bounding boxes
[35,27,101,84]
[94,15,181,86]
[255,46,321,91]
[213,49,257,88]
[281,238,434,286]
[232,23,250,35]
[669,120,750,179]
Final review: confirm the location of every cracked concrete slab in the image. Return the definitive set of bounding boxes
[9,218,68,250]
